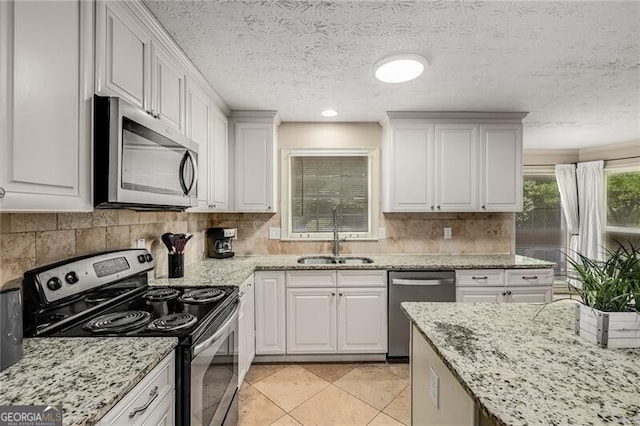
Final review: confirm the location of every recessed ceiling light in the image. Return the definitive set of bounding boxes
[321,109,338,117]
[374,54,427,83]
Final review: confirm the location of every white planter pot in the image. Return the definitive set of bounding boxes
[575,304,640,348]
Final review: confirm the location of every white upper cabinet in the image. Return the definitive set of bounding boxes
[96,0,150,110]
[210,110,229,211]
[435,123,479,212]
[479,124,523,211]
[230,113,278,212]
[186,81,211,209]
[0,0,93,212]
[151,44,185,133]
[383,121,435,211]
[381,112,526,213]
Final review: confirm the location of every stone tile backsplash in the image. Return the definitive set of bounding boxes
[0,210,514,289]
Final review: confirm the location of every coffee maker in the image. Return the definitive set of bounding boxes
[206,227,236,258]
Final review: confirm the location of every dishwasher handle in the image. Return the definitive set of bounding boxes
[391,278,454,286]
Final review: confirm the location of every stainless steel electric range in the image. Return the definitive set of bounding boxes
[22,248,239,426]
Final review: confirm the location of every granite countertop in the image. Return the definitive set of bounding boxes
[149,254,554,287]
[0,337,177,426]
[402,302,640,426]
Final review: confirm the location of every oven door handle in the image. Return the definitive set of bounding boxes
[193,303,239,357]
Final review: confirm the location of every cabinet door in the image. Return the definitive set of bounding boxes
[210,110,229,210]
[237,291,248,384]
[151,45,185,133]
[246,278,256,365]
[507,286,552,303]
[287,288,336,354]
[96,0,150,109]
[235,122,274,212]
[186,82,211,209]
[337,288,387,353]
[455,287,503,303]
[387,124,435,211]
[254,272,286,355]
[0,0,92,212]
[480,124,522,212]
[435,123,479,211]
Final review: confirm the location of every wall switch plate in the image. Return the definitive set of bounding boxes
[430,367,440,408]
[378,227,386,239]
[443,227,452,239]
[136,238,146,248]
[269,227,281,239]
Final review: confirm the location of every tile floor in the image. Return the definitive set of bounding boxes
[239,362,410,426]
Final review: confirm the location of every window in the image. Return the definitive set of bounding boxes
[516,167,567,279]
[604,162,640,249]
[281,149,379,240]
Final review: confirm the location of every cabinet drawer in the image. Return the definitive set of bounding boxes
[455,269,504,286]
[506,269,554,286]
[337,270,387,287]
[286,270,336,287]
[98,352,175,425]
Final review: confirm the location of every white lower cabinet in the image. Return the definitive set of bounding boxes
[238,275,255,385]
[254,271,286,355]
[285,270,387,355]
[455,269,553,303]
[98,352,175,426]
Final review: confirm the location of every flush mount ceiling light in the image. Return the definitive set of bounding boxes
[321,109,338,117]
[374,54,427,83]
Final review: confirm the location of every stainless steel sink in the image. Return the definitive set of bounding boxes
[297,256,337,264]
[296,256,374,265]
[335,256,374,264]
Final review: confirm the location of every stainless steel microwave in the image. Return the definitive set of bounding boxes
[94,95,198,211]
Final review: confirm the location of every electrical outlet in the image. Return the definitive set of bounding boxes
[269,227,281,239]
[443,227,452,239]
[430,367,440,408]
[378,227,386,239]
[136,238,145,248]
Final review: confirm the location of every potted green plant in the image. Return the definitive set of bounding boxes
[569,243,640,348]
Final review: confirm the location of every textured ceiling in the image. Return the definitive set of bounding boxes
[143,0,640,149]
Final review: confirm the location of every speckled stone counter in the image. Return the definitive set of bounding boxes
[149,254,554,287]
[0,337,177,426]
[402,302,640,425]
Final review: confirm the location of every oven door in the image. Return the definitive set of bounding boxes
[190,302,239,426]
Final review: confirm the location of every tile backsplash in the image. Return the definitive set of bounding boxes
[0,210,514,289]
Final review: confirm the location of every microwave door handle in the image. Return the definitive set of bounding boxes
[179,150,198,196]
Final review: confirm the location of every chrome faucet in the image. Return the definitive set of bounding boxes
[332,204,341,257]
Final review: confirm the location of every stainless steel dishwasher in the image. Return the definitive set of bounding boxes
[388,270,455,359]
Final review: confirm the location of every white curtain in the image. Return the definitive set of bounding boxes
[555,164,581,286]
[577,160,604,261]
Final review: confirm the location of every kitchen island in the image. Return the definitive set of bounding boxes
[402,302,640,425]
[0,337,177,425]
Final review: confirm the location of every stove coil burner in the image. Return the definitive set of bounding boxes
[179,288,225,304]
[148,313,198,331]
[83,311,152,333]
[143,288,180,302]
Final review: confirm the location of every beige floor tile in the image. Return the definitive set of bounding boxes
[367,412,405,426]
[289,385,379,426]
[244,363,288,385]
[238,383,286,426]
[253,365,329,412]
[376,363,410,380]
[382,385,410,425]
[270,414,302,425]
[300,363,359,383]
[335,365,408,410]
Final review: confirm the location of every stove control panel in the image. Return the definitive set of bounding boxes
[35,249,155,303]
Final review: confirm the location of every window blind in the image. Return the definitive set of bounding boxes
[291,155,368,233]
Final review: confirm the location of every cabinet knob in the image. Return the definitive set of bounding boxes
[501,291,506,296]
[430,205,434,211]
[437,205,441,210]
[267,206,272,210]
[482,205,486,210]
[0,187,5,198]
[339,293,343,297]
[507,290,512,295]
[331,292,336,296]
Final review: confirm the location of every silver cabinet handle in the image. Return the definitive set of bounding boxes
[522,276,538,280]
[472,276,488,280]
[507,290,512,295]
[392,278,454,286]
[129,386,159,418]
[501,291,506,296]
